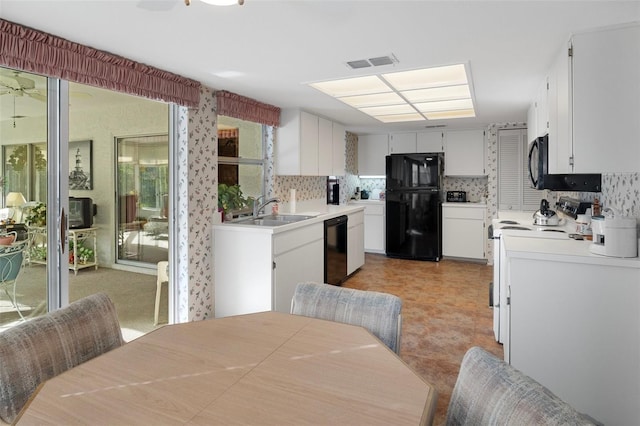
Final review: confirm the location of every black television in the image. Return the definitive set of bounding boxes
[69,197,96,229]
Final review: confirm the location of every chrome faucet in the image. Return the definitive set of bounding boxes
[253,196,280,217]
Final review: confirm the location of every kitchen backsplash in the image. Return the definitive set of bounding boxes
[552,172,640,219]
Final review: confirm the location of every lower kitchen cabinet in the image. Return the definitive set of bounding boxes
[273,224,324,312]
[347,210,365,275]
[350,201,385,253]
[213,222,324,318]
[442,203,486,260]
[506,243,640,426]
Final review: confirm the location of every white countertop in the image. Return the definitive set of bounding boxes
[212,204,364,234]
[503,234,640,268]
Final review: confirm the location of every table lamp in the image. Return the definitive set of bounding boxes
[6,192,27,222]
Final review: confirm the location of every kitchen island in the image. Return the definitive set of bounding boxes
[212,204,364,318]
[503,234,640,425]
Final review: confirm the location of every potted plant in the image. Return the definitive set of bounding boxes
[26,202,46,226]
[218,184,251,220]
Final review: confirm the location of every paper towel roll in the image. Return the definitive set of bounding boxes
[290,188,296,213]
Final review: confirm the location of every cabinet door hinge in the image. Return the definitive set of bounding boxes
[272,261,276,270]
[507,296,511,306]
[568,46,573,57]
[569,156,574,167]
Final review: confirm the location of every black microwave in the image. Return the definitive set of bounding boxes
[527,134,548,190]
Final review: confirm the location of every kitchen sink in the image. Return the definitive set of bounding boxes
[233,214,315,227]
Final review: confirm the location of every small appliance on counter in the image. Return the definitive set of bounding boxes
[360,189,369,200]
[533,199,559,226]
[446,191,467,202]
[590,211,638,258]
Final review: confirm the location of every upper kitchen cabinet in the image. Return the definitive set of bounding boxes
[277,109,346,176]
[358,134,388,176]
[527,77,549,143]
[417,131,444,152]
[543,23,640,174]
[389,132,417,153]
[443,129,486,176]
[332,122,346,176]
[317,117,333,176]
[570,23,640,173]
[547,41,572,174]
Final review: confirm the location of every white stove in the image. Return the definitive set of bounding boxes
[491,202,582,345]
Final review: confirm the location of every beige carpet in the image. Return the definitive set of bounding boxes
[0,264,167,341]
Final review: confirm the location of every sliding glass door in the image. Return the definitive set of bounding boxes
[0,67,65,328]
[116,134,169,265]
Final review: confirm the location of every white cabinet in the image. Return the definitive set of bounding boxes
[351,201,385,253]
[442,204,486,260]
[278,109,347,176]
[213,222,324,318]
[358,134,388,176]
[547,42,572,173]
[347,210,365,275]
[527,78,549,143]
[506,244,640,425]
[332,122,346,176]
[570,24,640,173]
[317,117,333,176]
[542,23,640,173]
[417,131,443,152]
[389,132,417,153]
[273,224,324,312]
[443,130,486,176]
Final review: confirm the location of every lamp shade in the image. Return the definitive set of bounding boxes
[6,192,26,207]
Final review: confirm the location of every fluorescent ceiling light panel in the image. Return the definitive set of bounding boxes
[308,63,475,122]
[339,92,405,108]
[310,76,390,97]
[401,85,471,103]
[360,104,416,116]
[414,98,474,113]
[382,64,468,90]
[425,109,476,119]
[375,113,426,123]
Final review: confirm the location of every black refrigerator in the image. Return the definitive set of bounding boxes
[385,153,443,261]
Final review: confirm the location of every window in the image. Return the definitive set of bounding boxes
[498,128,543,211]
[218,116,265,201]
[2,144,47,203]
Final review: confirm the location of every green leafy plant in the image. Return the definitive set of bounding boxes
[218,184,250,215]
[25,202,46,226]
[69,240,94,264]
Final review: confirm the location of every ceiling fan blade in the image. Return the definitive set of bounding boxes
[27,92,47,102]
[14,75,35,90]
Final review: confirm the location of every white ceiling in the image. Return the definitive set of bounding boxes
[1,0,639,134]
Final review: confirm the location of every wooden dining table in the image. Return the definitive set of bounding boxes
[16,311,437,425]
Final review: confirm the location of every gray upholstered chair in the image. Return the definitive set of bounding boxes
[446,347,599,426]
[290,282,402,354]
[0,292,124,424]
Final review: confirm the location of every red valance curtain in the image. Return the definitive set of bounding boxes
[0,19,201,108]
[216,90,281,127]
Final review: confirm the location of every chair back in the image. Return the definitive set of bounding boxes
[446,347,598,425]
[0,241,27,282]
[0,292,124,424]
[291,282,402,354]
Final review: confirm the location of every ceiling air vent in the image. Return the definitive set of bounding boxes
[346,60,371,69]
[346,54,398,70]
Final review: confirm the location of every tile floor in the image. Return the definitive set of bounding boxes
[343,254,503,426]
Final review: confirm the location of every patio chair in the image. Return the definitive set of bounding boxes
[291,282,403,354]
[0,240,29,320]
[0,292,124,424]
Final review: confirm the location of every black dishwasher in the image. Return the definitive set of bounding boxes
[324,215,348,285]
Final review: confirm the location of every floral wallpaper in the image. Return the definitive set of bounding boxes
[186,86,217,321]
